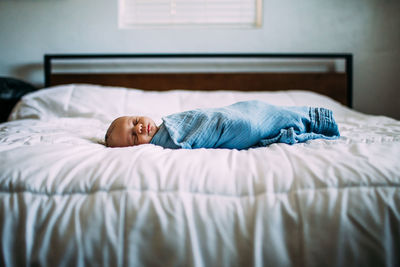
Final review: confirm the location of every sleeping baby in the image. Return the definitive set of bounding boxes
[105,100,340,149]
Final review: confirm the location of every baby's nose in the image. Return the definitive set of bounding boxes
[136,123,143,134]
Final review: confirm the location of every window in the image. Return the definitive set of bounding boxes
[119,0,263,28]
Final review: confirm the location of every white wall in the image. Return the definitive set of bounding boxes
[1,0,399,119]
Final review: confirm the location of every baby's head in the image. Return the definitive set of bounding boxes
[105,116,159,147]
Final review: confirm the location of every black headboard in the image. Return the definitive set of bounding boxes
[44,53,353,107]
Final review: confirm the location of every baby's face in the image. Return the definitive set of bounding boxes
[105,116,159,147]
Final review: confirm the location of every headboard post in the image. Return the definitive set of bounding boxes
[345,54,353,108]
[44,55,52,88]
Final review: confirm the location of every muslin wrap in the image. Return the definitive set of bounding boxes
[150,100,339,149]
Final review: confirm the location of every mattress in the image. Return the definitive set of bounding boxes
[1,84,399,266]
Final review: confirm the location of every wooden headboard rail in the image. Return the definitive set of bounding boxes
[44,53,353,107]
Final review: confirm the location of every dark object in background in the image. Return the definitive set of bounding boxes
[0,77,37,122]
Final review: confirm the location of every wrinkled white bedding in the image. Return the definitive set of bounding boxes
[1,84,399,267]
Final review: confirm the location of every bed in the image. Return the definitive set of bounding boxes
[1,54,399,267]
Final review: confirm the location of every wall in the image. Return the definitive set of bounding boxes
[1,0,399,119]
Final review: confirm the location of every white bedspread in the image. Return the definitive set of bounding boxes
[1,84,399,267]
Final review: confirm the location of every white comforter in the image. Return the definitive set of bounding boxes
[1,84,399,267]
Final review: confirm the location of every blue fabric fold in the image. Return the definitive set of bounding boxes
[150,100,340,150]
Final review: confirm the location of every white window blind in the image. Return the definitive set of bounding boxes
[119,0,263,28]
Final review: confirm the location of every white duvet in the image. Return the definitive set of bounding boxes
[0,84,399,267]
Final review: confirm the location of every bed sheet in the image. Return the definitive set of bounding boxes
[1,84,399,267]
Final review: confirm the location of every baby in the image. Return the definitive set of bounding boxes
[105,100,340,149]
[105,116,160,147]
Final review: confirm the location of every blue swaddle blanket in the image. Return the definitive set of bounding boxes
[150,100,339,149]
